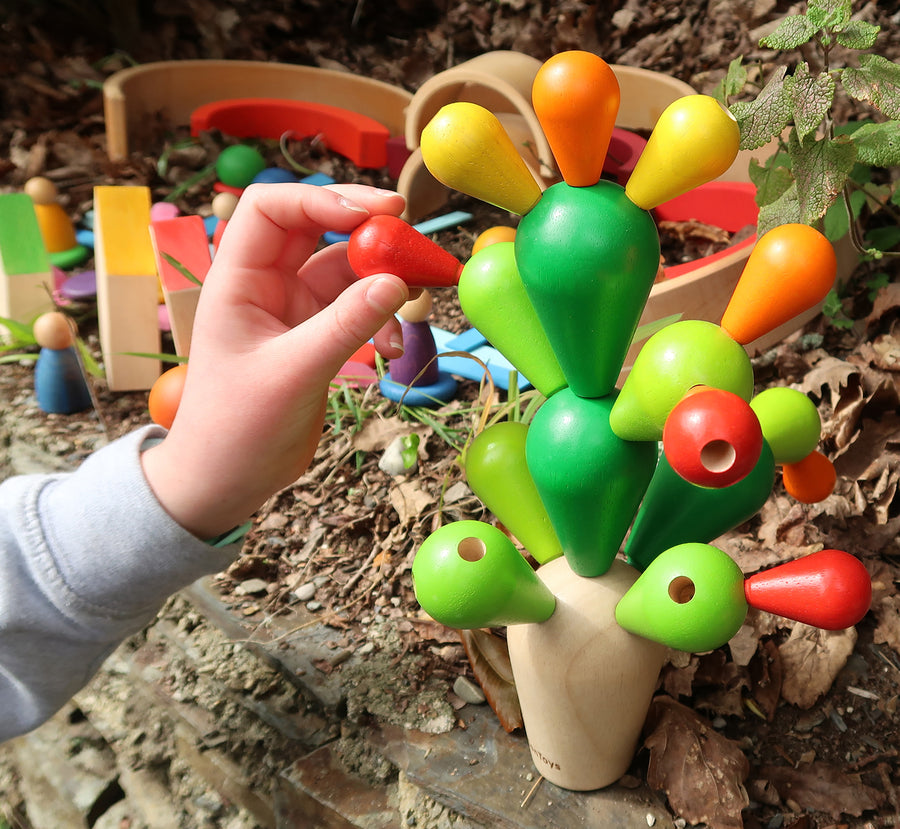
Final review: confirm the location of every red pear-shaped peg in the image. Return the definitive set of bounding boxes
[348,214,463,287]
[744,549,871,630]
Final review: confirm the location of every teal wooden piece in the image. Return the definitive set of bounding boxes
[609,320,754,443]
[625,440,775,571]
[525,388,658,578]
[464,422,562,565]
[615,542,748,652]
[412,521,556,629]
[750,387,822,464]
[458,242,566,399]
[515,180,660,399]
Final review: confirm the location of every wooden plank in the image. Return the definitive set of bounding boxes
[93,185,161,391]
[150,215,211,357]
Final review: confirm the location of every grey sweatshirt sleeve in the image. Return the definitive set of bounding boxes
[0,425,242,742]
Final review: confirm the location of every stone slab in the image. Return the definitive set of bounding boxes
[275,743,398,829]
[372,706,675,829]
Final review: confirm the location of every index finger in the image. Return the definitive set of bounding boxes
[214,183,405,273]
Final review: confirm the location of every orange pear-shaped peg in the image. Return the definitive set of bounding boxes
[532,51,620,187]
[720,224,837,346]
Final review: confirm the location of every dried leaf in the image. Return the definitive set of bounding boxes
[873,594,900,655]
[643,696,749,829]
[352,416,426,453]
[779,624,857,708]
[759,761,885,817]
[389,481,434,525]
[748,638,783,720]
[458,629,523,732]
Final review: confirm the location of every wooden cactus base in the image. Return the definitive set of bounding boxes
[506,557,667,791]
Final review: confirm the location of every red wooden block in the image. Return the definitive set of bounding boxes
[191,98,390,169]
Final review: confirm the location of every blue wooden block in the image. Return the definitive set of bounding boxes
[300,172,337,186]
[431,325,531,391]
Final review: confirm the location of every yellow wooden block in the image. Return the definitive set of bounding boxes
[93,186,158,275]
[93,185,161,391]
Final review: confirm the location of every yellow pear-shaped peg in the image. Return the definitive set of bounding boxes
[625,95,740,210]
[421,102,543,216]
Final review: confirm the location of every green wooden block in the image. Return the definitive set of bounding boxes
[0,193,50,276]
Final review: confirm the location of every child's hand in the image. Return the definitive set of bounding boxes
[142,183,411,539]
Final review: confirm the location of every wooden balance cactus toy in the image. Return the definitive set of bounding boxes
[347,49,872,792]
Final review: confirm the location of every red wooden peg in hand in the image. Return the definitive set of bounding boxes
[744,549,871,630]
[348,214,463,288]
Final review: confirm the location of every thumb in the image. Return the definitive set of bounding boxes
[289,275,409,385]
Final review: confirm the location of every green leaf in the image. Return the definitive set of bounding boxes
[823,196,850,241]
[715,57,748,103]
[760,15,817,51]
[850,120,900,167]
[400,433,420,468]
[840,55,900,119]
[788,130,857,225]
[75,337,104,378]
[0,352,38,364]
[0,315,37,347]
[866,272,891,301]
[749,155,794,206]
[807,0,851,31]
[822,288,854,328]
[783,62,835,141]
[160,252,203,287]
[834,20,880,51]
[865,224,900,253]
[757,181,801,236]
[730,66,792,150]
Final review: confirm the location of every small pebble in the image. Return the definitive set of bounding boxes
[235,578,268,596]
[378,435,418,476]
[453,676,486,705]
[293,582,317,601]
[306,601,322,612]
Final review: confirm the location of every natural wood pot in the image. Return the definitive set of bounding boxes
[506,556,667,791]
[102,59,412,161]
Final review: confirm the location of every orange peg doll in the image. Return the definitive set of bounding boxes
[24,177,89,269]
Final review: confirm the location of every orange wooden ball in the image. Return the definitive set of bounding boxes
[148,364,188,429]
[472,225,517,256]
[781,449,836,504]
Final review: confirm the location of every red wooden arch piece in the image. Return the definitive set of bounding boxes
[190,97,390,169]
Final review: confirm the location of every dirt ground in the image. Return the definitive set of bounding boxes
[2,1,900,827]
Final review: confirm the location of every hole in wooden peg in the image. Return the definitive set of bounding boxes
[700,439,736,473]
[668,576,696,604]
[458,537,486,563]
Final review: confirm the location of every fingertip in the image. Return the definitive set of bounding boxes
[365,274,409,317]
